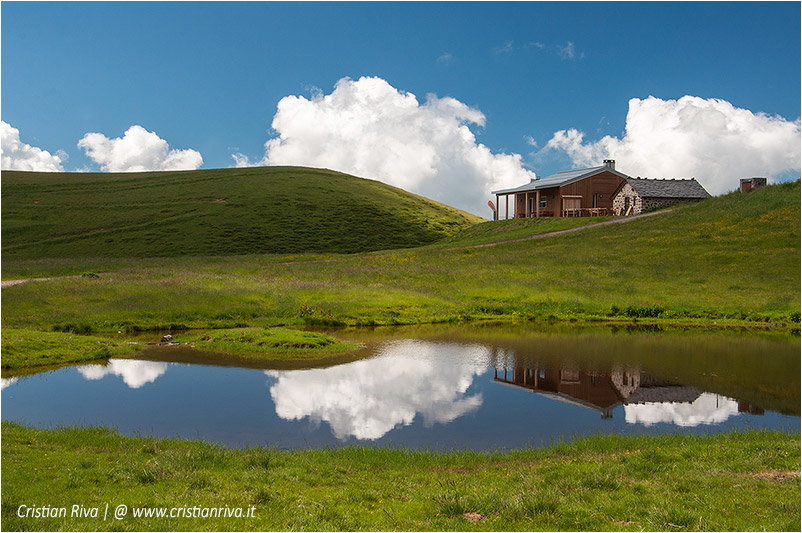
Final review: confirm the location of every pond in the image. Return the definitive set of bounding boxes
[2,324,799,450]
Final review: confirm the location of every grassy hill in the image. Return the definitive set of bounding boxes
[1,166,482,258]
[1,181,798,333]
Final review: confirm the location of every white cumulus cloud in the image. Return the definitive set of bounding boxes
[240,76,535,215]
[544,95,801,195]
[1,121,66,171]
[78,125,203,172]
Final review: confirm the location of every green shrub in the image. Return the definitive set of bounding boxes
[624,304,665,318]
[51,323,93,334]
[297,304,345,326]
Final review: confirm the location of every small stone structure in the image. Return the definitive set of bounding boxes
[610,367,641,400]
[740,177,767,192]
[612,177,711,216]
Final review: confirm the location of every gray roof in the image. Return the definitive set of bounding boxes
[492,165,631,195]
[625,386,703,405]
[626,177,711,199]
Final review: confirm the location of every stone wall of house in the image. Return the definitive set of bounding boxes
[610,368,640,400]
[612,184,705,216]
[611,183,642,215]
[640,197,704,212]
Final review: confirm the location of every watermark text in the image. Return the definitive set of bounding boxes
[16,503,256,521]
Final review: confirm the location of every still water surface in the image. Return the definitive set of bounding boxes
[2,325,799,450]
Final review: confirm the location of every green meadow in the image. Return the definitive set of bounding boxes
[2,177,799,343]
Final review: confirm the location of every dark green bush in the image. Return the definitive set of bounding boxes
[51,323,93,334]
[624,304,665,318]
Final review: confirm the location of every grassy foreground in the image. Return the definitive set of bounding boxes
[1,423,798,531]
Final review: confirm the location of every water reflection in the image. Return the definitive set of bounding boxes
[1,326,797,450]
[493,363,765,427]
[78,359,168,389]
[266,340,487,440]
[624,393,740,427]
[1,377,19,390]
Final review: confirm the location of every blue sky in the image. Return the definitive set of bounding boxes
[2,1,800,216]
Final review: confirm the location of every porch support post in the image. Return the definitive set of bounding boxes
[535,190,540,218]
[505,194,509,220]
[495,194,500,221]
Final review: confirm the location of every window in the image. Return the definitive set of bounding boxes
[539,197,547,209]
[560,370,580,383]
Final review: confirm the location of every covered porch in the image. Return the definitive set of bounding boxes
[493,189,610,219]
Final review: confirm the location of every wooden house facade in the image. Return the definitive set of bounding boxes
[491,160,629,219]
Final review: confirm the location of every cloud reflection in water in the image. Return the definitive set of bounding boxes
[625,392,740,427]
[78,359,168,389]
[1,377,19,390]
[265,340,489,440]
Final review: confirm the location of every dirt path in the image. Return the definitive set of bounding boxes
[1,276,81,289]
[464,209,670,249]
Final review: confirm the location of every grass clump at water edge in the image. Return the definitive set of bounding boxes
[0,328,142,370]
[1,327,358,371]
[173,327,359,359]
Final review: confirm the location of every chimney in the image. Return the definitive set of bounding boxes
[603,159,615,170]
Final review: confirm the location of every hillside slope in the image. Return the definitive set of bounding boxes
[1,166,482,258]
[1,182,798,332]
